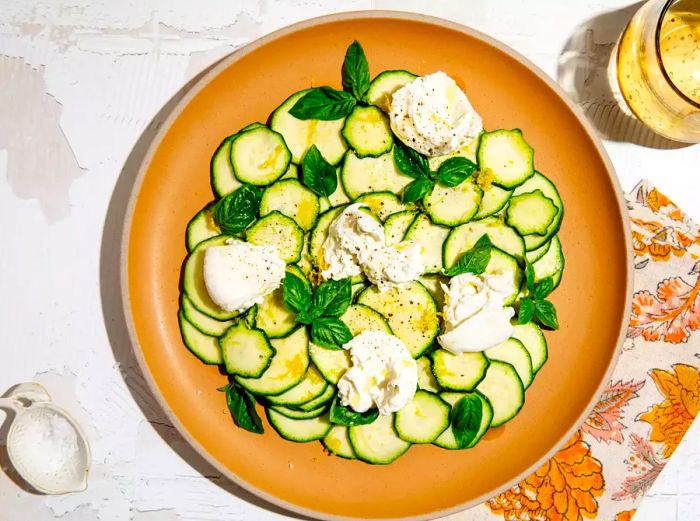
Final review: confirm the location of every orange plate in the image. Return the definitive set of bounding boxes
[122,12,632,521]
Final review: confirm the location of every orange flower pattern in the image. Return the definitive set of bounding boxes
[582,380,645,444]
[615,509,637,521]
[487,431,604,521]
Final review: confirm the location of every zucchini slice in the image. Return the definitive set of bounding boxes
[384,210,419,245]
[211,123,265,197]
[266,365,328,406]
[178,311,223,365]
[424,178,483,227]
[270,89,348,165]
[404,213,450,274]
[367,70,417,113]
[342,105,393,157]
[255,266,305,339]
[296,384,336,411]
[246,211,304,264]
[281,163,298,179]
[341,149,413,200]
[395,390,450,444]
[260,179,320,232]
[349,414,411,464]
[230,126,291,186]
[309,205,346,269]
[323,425,356,459]
[342,303,393,335]
[328,167,352,206]
[355,191,407,221]
[443,216,525,266]
[433,391,493,449]
[267,410,332,442]
[220,323,275,378]
[506,189,558,236]
[428,136,480,171]
[418,274,447,308]
[477,129,534,189]
[525,239,551,264]
[235,326,309,396]
[533,235,564,288]
[271,403,328,420]
[430,350,489,391]
[485,248,523,306]
[512,172,564,251]
[186,204,220,251]
[476,361,525,427]
[511,322,548,374]
[474,184,513,220]
[180,293,234,337]
[357,281,439,358]
[484,338,533,389]
[416,356,440,393]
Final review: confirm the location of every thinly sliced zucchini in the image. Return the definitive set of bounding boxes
[220,323,275,377]
[270,89,347,165]
[342,304,393,336]
[281,163,299,179]
[424,178,482,227]
[477,129,534,189]
[474,184,513,220]
[260,179,320,232]
[341,149,413,200]
[433,392,493,449]
[349,414,411,464]
[525,239,551,264]
[246,211,304,264]
[430,350,489,391]
[254,264,305,338]
[395,390,450,444]
[186,205,220,251]
[180,293,234,336]
[235,327,309,396]
[506,190,558,236]
[512,172,564,250]
[443,216,525,267]
[211,136,241,197]
[323,425,356,459]
[484,338,533,389]
[428,138,480,171]
[271,404,327,419]
[351,282,366,300]
[511,323,548,374]
[267,410,332,442]
[355,192,407,221]
[384,210,418,245]
[357,281,439,358]
[533,235,564,288]
[183,235,239,320]
[230,126,291,186]
[476,361,525,427]
[485,248,522,306]
[309,205,346,269]
[328,167,352,206]
[266,365,328,406]
[417,356,440,392]
[296,384,335,411]
[342,105,393,157]
[403,213,450,274]
[178,312,223,365]
[367,70,417,113]
[418,274,447,308]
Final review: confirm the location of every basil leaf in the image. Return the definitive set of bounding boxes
[445,234,492,276]
[451,394,483,448]
[341,40,370,100]
[311,317,353,349]
[518,297,535,324]
[534,299,559,330]
[212,185,262,235]
[301,145,337,197]
[525,261,535,293]
[282,271,312,316]
[222,383,263,434]
[329,397,378,426]
[534,277,554,300]
[289,86,356,120]
[393,141,430,179]
[435,157,477,187]
[312,278,352,318]
[402,177,435,203]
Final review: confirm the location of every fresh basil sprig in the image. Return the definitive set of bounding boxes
[329,397,379,426]
[451,394,483,448]
[342,40,370,101]
[301,145,337,197]
[212,184,262,235]
[282,272,353,348]
[444,234,492,277]
[518,265,559,330]
[394,141,430,179]
[434,157,477,187]
[218,382,263,434]
[289,86,357,120]
[402,177,435,203]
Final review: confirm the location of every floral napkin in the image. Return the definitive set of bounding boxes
[448,181,700,521]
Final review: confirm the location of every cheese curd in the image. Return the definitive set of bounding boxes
[203,240,286,313]
[337,331,418,415]
[390,71,483,157]
[438,272,515,353]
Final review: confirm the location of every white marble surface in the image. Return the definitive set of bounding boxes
[0,1,699,520]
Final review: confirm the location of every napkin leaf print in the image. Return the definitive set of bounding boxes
[612,434,665,501]
[627,274,700,343]
[487,430,604,521]
[582,379,645,444]
[615,510,637,521]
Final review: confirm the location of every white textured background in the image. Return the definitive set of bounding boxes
[0,1,699,520]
